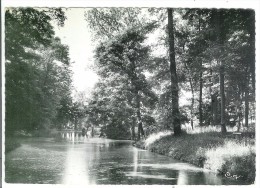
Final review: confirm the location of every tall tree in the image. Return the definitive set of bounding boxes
[87,75,135,139]
[216,10,227,133]
[167,9,181,135]
[94,26,157,139]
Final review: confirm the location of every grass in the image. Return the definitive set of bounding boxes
[183,124,255,134]
[144,131,173,148]
[205,140,255,183]
[134,128,255,184]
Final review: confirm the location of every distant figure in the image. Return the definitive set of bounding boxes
[82,127,86,136]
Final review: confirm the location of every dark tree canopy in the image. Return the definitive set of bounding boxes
[5,8,73,134]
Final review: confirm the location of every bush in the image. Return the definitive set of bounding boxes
[221,151,255,184]
[103,122,131,140]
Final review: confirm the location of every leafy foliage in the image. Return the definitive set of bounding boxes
[5,8,73,134]
[86,8,255,138]
[87,26,157,139]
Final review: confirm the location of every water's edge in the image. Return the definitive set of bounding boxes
[133,137,254,185]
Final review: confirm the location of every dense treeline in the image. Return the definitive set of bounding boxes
[5,8,74,135]
[85,8,255,139]
[5,8,255,140]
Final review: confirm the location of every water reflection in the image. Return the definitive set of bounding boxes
[133,147,138,176]
[203,171,222,185]
[62,144,92,185]
[61,137,122,185]
[177,171,188,185]
[177,171,223,185]
[60,132,88,142]
[128,146,228,185]
[5,137,245,185]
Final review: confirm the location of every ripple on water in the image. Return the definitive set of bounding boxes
[138,163,209,172]
[125,172,177,180]
[118,163,207,172]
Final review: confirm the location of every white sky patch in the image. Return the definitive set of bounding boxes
[53,8,99,98]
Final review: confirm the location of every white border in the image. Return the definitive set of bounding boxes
[1,0,259,188]
[1,0,260,9]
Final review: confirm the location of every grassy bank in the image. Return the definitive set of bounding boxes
[134,131,255,184]
[5,137,21,153]
[5,129,60,153]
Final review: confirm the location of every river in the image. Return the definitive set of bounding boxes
[5,133,244,185]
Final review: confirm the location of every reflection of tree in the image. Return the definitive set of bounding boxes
[62,140,100,185]
[203,171,222,185]
[133,147,139,176]
[62,146,91,184]
[177,171,188,185]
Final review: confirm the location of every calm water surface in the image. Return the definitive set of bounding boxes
[5,133,244,185]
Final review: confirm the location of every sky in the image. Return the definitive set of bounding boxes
[53,8,99,99]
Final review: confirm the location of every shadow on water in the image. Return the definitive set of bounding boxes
[5,135,247,185]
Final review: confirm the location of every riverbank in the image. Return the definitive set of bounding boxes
[5,137,21,153]
[5,129,60,153]
[134,131,255,184]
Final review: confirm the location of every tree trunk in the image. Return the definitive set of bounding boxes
[91,126,94,137]
[209,67,216,126]
[131,127,135,140]
[129,60,145,140]
[244,75,249,128]
[199,68,203,126]
[215,9,227,133]
[249,11,255,95]
[212,93,218,125]
[135,89,144,140]
[247,11,255,129]
[198,14,203,127]
[237,98,242,132]
[184,61,194,129]
[190,78,195,130]
[237,114,241,132]
[219,62,226,133]
[131,118,136,140]
[167,8,181,135]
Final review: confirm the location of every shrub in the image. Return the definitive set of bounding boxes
[221,152,255,184]
[103,122,131,140]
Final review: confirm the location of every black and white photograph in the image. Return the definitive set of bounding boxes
[1,0,259,187]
